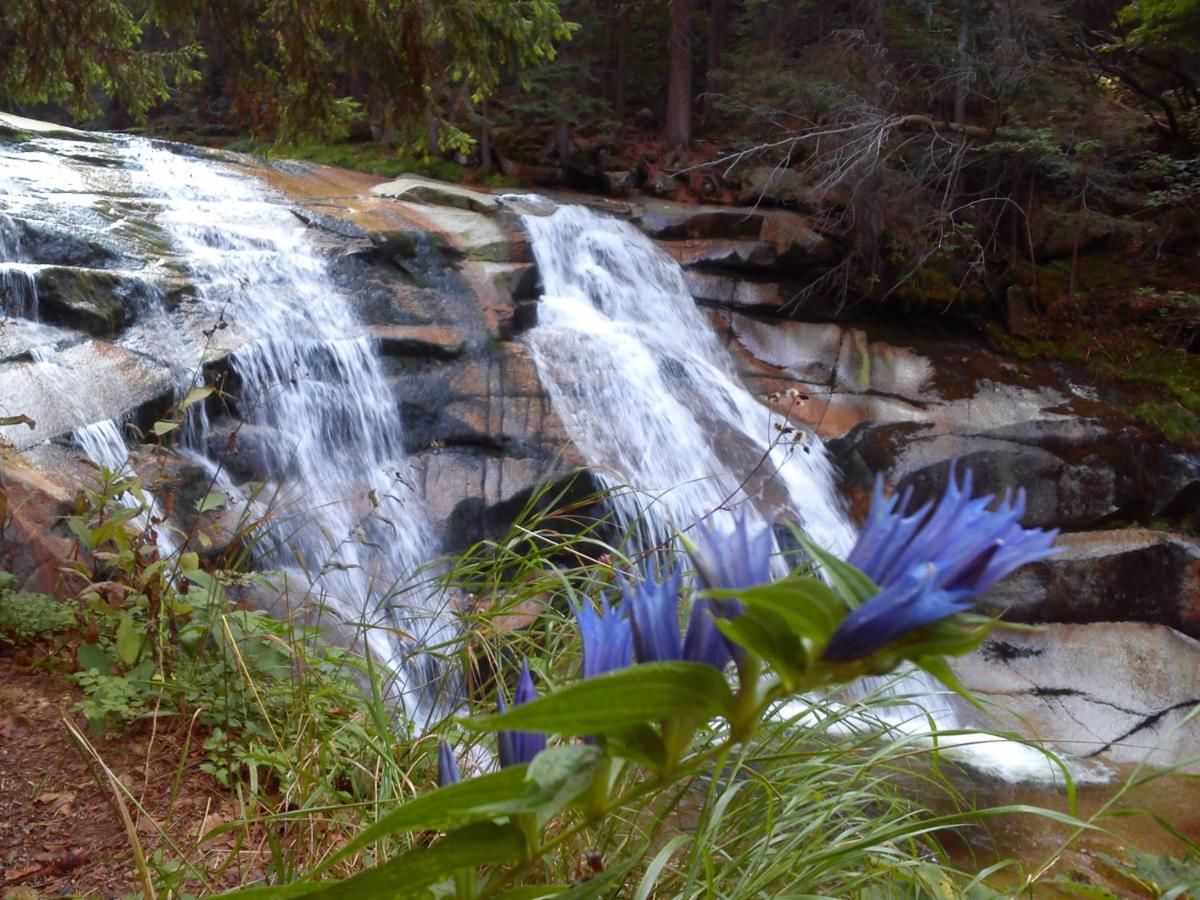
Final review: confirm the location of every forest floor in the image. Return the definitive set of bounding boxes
[0,655,250,898]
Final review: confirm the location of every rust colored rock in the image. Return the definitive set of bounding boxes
[0,459,76,594]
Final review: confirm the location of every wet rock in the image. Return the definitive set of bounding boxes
[0,339,174,451]
[734,166,814,208]
[389,202,530,263]
[412,450,571,550]
[730,316,844,384]
[0,112,111,144]
[661,239,778,272]
[371,175,500,215]
[635,201,764,240]
[760,213,834,267]
[831,420,1200,531]
[602,170,635,197]
[684,272,785,311]
[953,622,1200,770]
[984,529,1200,638]
[366,324,465,360]
[32,266,172,336]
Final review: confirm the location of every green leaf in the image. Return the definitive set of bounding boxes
[793,530,879,606]
[179,385,214,411]
[915,655,985,713]
[115,611,143,666]
[151,420,179,436]
[525,744,602,817]
[77,642,115,673]
[318,746,600,873]
[493,889,567,900]
[195,491,227,514]
[463,663,734,736]
[224,822,523,899]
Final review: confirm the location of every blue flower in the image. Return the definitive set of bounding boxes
[572,595,633,678]
[689,509,774,618]
[437,740,461,787]
[824,466,1058,662]
[497,659,547,768]
[621,563,732,671]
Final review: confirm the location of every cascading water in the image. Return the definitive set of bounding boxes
[120,143,454,722]
[1,132,455,723]
[0,215,38,320]
[520,203,855,560]
[518,202,1105,784]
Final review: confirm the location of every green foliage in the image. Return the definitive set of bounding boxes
[0,586,76,644]
[0,0,201,121]
[58,466,403,800]
[1131,401,1200,443]
[1118,0,1200,51]
[1053,848,1200,897]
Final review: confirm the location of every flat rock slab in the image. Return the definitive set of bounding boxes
[0,112,110,144]
[0,338,173,450]
[954,622,1200,770]
[371,175,500,214]
[364,324,465,359]
[390,201,529,263]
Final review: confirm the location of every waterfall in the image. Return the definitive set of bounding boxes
[1,132,455,723]
[520,203,855,560]
[516,202,1110,784]
[117,142,455,722]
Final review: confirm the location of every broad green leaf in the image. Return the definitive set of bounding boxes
[320,746,599,872]
[179,385,214,411]
[151,420,179,436]
[115,611,143,666]
[195,491,227,514]
[463,663,734,736]
[715,612,807,687]
[604,723,667,770]
[524,744,602,816]
[711,576,845,645]
[224,822,523,899]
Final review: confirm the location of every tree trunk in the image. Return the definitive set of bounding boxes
[704,0,728,119]
[479,95,492,171]
[954,0,972,125]
[614,2,630,126]
[665,0,693,149]
[602,0,615,99]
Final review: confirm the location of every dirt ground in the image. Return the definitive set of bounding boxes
[0,654,252,898]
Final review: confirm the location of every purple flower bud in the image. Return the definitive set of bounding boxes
[622,565,683,664]
[497,659,547,768]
